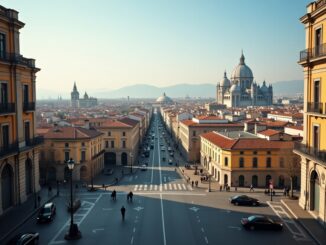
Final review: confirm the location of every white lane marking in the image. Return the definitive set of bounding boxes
[160,184,163,192]
[130,236,134,245]
[144,185,148,191]
[201,228,205,233]
[182,184,187,190]
[133,227,136,233]
[92,228,104,233]
[160,193,167,245]
[154,185,158,191]
[188,185,193,191]
[228,226,241,231]
[139,185,143,191]
[169,184,172,190]
[173,184,177,190]
[189,207,200,212]
[204,236,208,244]
[164,184,167,190]
[132,192,206,196]
[150,184,153,191]
[177,184,182,190]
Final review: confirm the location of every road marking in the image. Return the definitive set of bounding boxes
[149,184,153,190]
[134,185,138,191]
[133,227,136,233]
[134,206,144,212]
[189,207,200,212]
[164,184,167,190]
[201,227,205,233]
[130,236,134,245]
[182,184,187,190]
[173,184,177,190]
[139,184,143,190]
[204,236,208,244]
[228,226,241,231]
[169,184,172,190]
[159,184,162,192]
[102,208,112,211]
[177,184,182,190]
[92,228,104,233]
[144,185,147,191]
[160,193,167,245]
[154,185,158,191]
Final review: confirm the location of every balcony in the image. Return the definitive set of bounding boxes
[23,102,35,112]
[294,142,326,166]
[0,52,36,68]
[25,136,44,147]
[0,102,15,115]
[299,43,326,64]
[0,142,19,158]
[307,102,324,114]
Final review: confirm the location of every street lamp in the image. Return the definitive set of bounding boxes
[130,152,134,174]
[208,174,212,192]
[64,158,81,240]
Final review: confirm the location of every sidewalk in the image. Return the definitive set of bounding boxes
[0,186,57,243]
[281,198,326,245]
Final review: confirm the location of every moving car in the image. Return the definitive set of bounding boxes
[229,195,260,206]
[37,202,56,223]
[7,232,39,245]
[161,146,166,151]
[241,215,283,231]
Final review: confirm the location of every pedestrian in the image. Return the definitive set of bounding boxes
[121,206,126,221]
[283,187,287,196]
[191,181,194,188]
[249,184,254,192]
[195,180,198,187]
[37,195,41,207]
[220,185,222,191]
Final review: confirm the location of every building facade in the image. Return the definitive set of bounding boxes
[0,6,42,215]
[216,53,273,108]
[201,131,299,188]
[39,126,104,183]
[295,0,326,226]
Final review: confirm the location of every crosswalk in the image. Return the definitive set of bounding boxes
[133,183,192,192]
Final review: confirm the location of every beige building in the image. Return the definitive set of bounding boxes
[200,131,299,188]
[95,118,140,168]
[0,6,42,215]
[295,0,326,225]
[179,116,243,162]
[38,127,104,182]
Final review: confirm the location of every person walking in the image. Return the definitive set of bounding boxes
[121,206,126,221]
[191,181,194,188]
[111,190,117,201]
[249,184,254,192]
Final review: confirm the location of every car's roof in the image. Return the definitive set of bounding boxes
[44,202,54,208]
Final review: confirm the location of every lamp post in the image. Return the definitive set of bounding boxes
[208,174,212,192]
[65,158,81,240]
[130,152,134,174]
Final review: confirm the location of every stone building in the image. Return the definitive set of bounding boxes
[70,82,97,108]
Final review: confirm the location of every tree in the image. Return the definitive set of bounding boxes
[286,154,300,198]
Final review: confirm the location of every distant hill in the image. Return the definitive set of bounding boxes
[37,80,304,99]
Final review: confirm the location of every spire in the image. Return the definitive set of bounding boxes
[224,70,227,78]
[73,81,77,92]
[240,50,245,65]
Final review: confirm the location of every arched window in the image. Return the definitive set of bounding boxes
[224,157,228,167]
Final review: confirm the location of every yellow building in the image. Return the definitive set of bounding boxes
[0,6,42,215]
[201,131,299,188]
[295,0,326,224]
[95,118,140,168]
[39,126,104,182]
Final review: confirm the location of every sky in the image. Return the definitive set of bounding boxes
[2,0,311,99]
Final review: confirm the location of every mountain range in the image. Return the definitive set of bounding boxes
[37,80,303,99]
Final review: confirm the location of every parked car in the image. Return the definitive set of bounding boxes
[161,147,165,151]
[241,215,283,231]
[37,202,56,223]
[140,164,147,171]
[230,195,260,206]
[7,232,39,245]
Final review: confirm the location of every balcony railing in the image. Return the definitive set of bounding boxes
[294,142,326,165]
[0,102,15,114]
[299,43,326,62]
[0,52,36,68]
[23,102,35,112]
[0,142,19,158]
[307,102,323,114]
[25,136,44,147]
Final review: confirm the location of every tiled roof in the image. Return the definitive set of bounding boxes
[44,127,103,140]
[286,125,303,130]
[181,120,242,128]
[257,129,280,136]
[201,132,237,149]
[195,115,223,120]
[119,117,139,127]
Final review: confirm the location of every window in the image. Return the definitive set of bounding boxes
[224,157,228,166]
[24,121,30,145]
[1,124,9,149]
[122,140,126,148]
[81,142,85,147]
[253,151,257,155]
[81,151,86,162]
[240,151,244,155]
[266,157,271,168]
[111,140,114,148]
[105,141,109,148]
[122,132,126,137]
[267,151,271,155]
[23,84,29,104]
[252,157,258,168]
[314,80,320,103]
[0,33,5,58]
[0,82,8,105]
[108,131,111,136]
[239,157,244,168]
[65,143,69,147]
[64,152,70,161]
[193,131,196,137]
[279,157,284,168]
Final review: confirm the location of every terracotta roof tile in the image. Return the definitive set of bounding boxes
[44,127,102,140]
[201,132,237,149]
[257,129,280,136]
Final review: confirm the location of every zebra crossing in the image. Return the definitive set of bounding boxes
[133,183,191,192]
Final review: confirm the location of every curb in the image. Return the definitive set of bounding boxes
[281,199,322,245]
[0,194,57,244]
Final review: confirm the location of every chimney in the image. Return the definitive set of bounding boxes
[84,119,90,129]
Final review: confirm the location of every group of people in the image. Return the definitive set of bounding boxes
[110,190,133,221]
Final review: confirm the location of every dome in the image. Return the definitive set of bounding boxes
[156,92,173,104]
[219,71,231,87]
[260,81,269,93]
[231,53,253,80]
[230,84,240,93]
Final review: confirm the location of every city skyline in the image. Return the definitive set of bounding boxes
[2,0,310,98]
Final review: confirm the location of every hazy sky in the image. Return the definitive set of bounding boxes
[2,0,310,98]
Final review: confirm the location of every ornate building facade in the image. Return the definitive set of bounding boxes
[70,82,97,108]
[216,53,273,108]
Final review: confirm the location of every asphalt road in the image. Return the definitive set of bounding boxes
[5,112,316,245]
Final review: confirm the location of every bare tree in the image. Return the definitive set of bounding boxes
[286,154,300,198]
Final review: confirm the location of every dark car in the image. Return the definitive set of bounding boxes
[230,195,260,206]
[7,232,39,245]
[241,215,283,231]
[37,202,56,223]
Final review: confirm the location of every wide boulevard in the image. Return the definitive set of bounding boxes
[5,112,315,245]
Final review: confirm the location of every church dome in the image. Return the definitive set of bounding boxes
[156,92,173,104]
[230,84,240,93]
[260,81,269,93]
[219,71,231,87]
[231,53,253,80]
